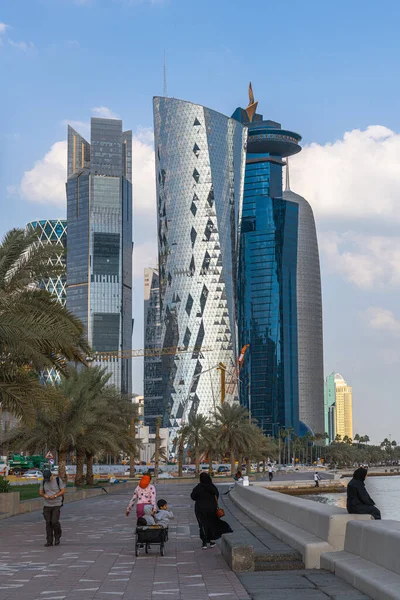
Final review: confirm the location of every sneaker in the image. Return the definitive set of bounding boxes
[202,544,207,549]
[209,541,216,548]
[44,542,53,547]
[55,540,60,546]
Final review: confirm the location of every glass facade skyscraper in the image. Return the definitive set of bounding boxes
[233,89,324,436]
[66,118,133,394]
[26,219,67,385]
[153,97,246,431]
[143,267,163,432]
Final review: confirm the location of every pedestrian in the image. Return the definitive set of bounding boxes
[190,472,232,549]
[126,473,156,519]
[233,470,243,482]
[347,467,381,520]
[39,468,66,547]
[155,499,174,527]
[268,464,273,482]
[314,472,321,487]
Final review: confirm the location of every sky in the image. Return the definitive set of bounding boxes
[1,0,400,444]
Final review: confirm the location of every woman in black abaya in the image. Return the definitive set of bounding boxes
[347,467,381,519]
[190,473,232,548]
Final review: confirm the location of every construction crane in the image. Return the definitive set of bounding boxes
[225,344,250,396]
[90,345,212,362]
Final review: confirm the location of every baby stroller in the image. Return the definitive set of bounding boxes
[135,525,168,556]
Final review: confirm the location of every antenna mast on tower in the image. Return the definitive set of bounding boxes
[163,51,168,97]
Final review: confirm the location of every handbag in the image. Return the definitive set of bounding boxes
[216,507,225,519]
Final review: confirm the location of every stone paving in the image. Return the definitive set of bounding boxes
[0,483,250,600]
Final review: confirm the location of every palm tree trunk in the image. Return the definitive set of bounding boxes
[178,437,184,478]
[230,448,235,475]
[154,416,161,483]
[58,451,67,483]
[256,461,260,473]
[262,459,266,473]
[86,452,94,485]
[75,448,85,487]
[208,451,213,475]
[130,417,136,477]
[246,457,251,476]
[195,444,200,476]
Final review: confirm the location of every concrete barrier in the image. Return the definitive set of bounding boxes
[221,534,255,572]
[322,520,400,600]
[230,483,371,568]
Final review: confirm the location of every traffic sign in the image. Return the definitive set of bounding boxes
[49,459,55,465]
[45,451,54,460]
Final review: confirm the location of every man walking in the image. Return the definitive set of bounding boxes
[314,471,321,488]
[268,464,274,482]
[39,469,66,547]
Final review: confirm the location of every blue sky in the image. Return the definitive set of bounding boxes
[2,0,400,442]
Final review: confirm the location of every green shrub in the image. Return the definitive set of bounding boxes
[0,476,10,493]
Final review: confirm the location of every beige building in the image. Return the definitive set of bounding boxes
[334,373,353,439]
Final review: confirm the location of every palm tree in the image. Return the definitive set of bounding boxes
[1,366,139,483]
[174,424,190,477]
[0,228,89,419]
[213,403,250,474]
[186,413,210,476]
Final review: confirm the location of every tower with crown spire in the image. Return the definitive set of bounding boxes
[232,85,324,437]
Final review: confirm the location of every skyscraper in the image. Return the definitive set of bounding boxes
[283,174,325,436]
[26,219,67,385]
[66,118,133,394]
[233,85,324,436]
[333,373,353,440]
[143,267,163,432]
[324,372,336,441]
[153,97,246,430]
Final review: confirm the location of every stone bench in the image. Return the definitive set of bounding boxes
[322,520,400,599]
[230,483,371,568]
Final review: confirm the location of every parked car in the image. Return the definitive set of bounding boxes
[217,465,231,475]
[24,469,44,480]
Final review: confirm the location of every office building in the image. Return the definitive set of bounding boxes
[153,97,246,431]
[233,85,324,436]
[66,118,133,394]
[143,267,163,432]
[324,372,336,441]
[283,171,324,435]
[334,373,353,440]
[26,219,67,385]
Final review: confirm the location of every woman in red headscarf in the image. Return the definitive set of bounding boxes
[125,473,157,519]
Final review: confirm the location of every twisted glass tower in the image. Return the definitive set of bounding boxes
[66,118,133,394]
[153,97,246,430]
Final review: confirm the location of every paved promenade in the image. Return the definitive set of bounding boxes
[0,481,370,600]
[0,483,250,600]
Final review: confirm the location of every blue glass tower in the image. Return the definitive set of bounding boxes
[233,86,303,435]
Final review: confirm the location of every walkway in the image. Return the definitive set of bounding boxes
[0,481,370,600]
[0,482,250,600]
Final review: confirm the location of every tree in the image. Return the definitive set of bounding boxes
[186,413,210,476]
[0,228,88,420]
[174,424,190,478]
[1,366,140,484]
[213,403,251,474]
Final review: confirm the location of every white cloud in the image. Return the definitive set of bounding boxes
[320,231,400,289]
[92,106,120,119]
[19,140,67,205]
[362,307,400,337]
[290,125,400,223]
[132,127,156,216]
[0,22,8,37]
[17,125,156,219]
[8,39,35,51]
